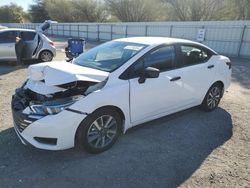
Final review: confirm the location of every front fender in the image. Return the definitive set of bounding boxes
[70,79,131,132]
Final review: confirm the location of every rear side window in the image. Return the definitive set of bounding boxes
[180,45,211,66]
[21,31,36,41]
[0,31,17,43]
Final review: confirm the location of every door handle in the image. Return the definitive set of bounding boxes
[207,65,214,69]
[170,76,181,82]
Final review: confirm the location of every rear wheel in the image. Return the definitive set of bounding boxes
[202,83,223,112]
[39,50,53,62]
[76,108,122,154]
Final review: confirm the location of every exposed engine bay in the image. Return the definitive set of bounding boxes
[12,61,109,117]
[12,79,107,117]
[26,80,95,102]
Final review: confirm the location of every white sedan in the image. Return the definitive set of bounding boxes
[11,37,231,153]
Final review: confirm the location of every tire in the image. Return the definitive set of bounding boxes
[76,108,122,154]
[202,83,223,112]
[39,50,53,62]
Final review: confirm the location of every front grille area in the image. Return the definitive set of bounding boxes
[12,110,33,132]
[11,88,34,132]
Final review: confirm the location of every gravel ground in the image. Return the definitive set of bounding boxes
[0,38,249,188]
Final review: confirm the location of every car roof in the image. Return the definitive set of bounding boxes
[0,28,36,32]
[115,37,217,54]
[116,37,203,45]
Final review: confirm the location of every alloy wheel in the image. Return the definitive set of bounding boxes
[40,51,52,62]
[207,86,221,109]
[87,115,118,149]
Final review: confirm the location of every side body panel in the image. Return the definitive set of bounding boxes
[175,56,217,105]
[129,68,190,124]
[34,34,56,59]
[71,78,131,131]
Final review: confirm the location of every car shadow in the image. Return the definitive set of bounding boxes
[0,62,18,75]
[0,107,232,187]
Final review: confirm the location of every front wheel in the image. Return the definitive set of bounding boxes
[202,83,223,112]
[39,50,53,62]
[76,108,122,154]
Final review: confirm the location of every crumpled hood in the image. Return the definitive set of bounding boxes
[28,61,109,86]
[26,61,109,95]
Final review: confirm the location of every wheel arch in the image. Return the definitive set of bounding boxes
[213,80,224,88]
[92,105,125,123]
[211,80,225,96]
[74,105,126,147]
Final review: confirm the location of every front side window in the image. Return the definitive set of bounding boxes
[0,31,17,43]
[131,45,176,77]
[73,41,147,72]
[181,45,210,66]
[144,46,175,71]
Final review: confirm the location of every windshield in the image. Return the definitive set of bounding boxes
[73,41,147,72]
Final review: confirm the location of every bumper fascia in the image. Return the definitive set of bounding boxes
[13,110,86,150]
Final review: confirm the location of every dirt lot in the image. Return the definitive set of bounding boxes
[0,38,249,188]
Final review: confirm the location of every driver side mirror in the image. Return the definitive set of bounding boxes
[138,67,160,84]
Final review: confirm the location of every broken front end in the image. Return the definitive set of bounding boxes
[11,61,108,150]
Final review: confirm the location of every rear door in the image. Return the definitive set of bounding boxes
[0,31,17,59]
[21,31,39,59]
[175,44,216,104]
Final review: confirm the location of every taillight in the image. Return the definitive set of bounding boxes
[49,41,55,46]
[226,62,232,69]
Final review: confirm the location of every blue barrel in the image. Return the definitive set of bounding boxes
[67,38,85,56]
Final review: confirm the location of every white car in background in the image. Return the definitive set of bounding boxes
[0,26,56,62]
[11,37,231,153]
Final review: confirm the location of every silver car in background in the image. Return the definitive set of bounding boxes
[0,28,56,62]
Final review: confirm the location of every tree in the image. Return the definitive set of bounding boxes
[71,0,108,22]
[232,0,250,20]
[42,0,107,22]
[29,0,50,22]
[44,0,75,22]
[105,0,164,22]
[0,3,27,23]
[162,0,226,21]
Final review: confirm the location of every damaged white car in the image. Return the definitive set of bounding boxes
[11,37,231,153]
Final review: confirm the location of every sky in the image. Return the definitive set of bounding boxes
[0,0,34,11]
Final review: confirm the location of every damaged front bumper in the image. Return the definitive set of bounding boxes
[11,88,86,150]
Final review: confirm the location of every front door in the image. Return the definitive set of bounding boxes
[0,31,17,60]
[128,45,187,124]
